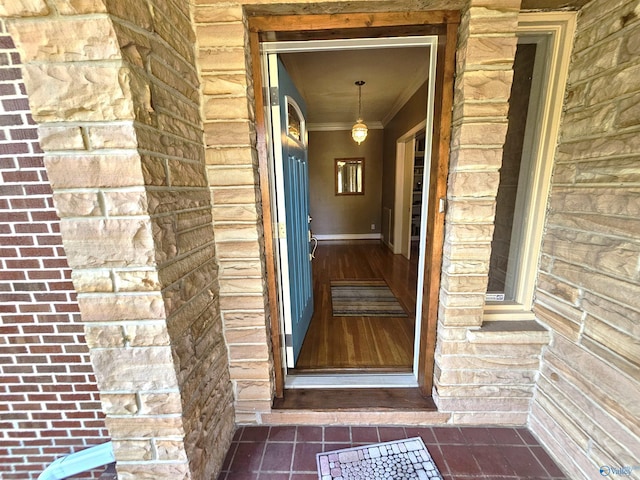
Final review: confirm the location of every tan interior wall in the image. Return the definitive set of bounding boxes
[308,129,383,236]
[382,79,429,234]
[529,0,640,477]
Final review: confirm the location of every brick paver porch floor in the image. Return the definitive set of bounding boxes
[217,425,567,480]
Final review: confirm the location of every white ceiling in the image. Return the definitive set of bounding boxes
[280,46,430,129]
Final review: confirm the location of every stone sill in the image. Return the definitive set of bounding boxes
[261,410,452,426]
[467,320,550,345]
[483,304,537,321]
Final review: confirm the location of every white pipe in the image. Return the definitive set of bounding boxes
[38,442,115,480]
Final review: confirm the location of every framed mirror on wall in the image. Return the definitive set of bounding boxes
[335,157,364,195]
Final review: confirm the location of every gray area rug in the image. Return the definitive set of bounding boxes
[330,280,407,317]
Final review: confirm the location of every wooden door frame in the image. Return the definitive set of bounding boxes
[248,11,459,398]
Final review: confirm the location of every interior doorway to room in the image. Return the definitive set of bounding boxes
[263,35,438,389]
[249,11,458,396]
[394,121,428,260]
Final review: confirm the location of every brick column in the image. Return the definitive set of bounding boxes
[5,1,234,478]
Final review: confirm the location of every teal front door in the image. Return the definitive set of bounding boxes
[269,56,314,367]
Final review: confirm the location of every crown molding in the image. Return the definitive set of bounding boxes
[381,74,428,126]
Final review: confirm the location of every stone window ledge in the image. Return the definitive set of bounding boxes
[483,304,537,322]
[467,320,550,345]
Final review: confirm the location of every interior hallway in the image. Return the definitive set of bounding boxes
[294,241,418,372]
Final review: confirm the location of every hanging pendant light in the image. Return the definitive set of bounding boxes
[351,80,368,145]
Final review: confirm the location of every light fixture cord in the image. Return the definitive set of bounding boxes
[358,84,362,120]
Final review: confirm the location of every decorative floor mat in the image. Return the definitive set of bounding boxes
[316,437,443,479]
[330,280,407,317]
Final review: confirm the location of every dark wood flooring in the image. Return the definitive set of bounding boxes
[294,240,418,372]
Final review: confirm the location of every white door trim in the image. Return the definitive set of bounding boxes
[286,373,418,389]
[262,35,439,388]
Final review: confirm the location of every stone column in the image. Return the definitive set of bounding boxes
[195,3,275,424]
[5,0,234,478]
[442,0,520,328]
[433,0,545,424]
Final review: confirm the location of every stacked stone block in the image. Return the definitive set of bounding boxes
[0,20,109,479]
[444,0,519,329]
[529,0,640,477]
[109,1,236,477]
[194,3,274,423]
[4,1,637,479]
[5,0,235,478]
[432,0,551,424]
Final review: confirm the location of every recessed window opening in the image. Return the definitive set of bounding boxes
[487,33,552,309]
[485,13,575,314]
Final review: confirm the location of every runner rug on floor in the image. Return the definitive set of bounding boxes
[330,280,407,317]
[316,437,443,479]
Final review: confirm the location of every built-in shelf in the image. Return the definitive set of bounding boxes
[411,134,426,238]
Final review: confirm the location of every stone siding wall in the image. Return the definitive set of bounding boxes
[5,0,234,478]
[529,0,640,477]
[193,0,545,427]
[432,0,553,425]
[0,20,109,480]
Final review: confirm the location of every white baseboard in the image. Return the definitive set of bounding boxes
[314,233,382,241]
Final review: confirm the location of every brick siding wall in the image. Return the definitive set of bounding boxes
[4,0,235,476]
[529,0,640,478]
[0,21,109,480]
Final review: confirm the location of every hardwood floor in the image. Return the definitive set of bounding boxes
[294,240,419,372]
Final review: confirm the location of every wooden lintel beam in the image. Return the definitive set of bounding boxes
[249,11,461,33]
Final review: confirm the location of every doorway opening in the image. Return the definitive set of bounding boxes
[394,120,428,260]
[263,36,437,389]
[248,11,459,397]
[292,240,418,374]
